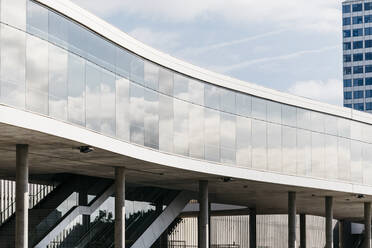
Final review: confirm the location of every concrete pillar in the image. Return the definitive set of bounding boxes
[365,202,371,248]
[288,192,296,248]
[115,167,125,248]
[249,209,257,248]
[15,144,29,248]
[325,196,333,248]
[339,220,344,248]
[79,191,90,232]
[198,180,209,248]
[300,213,306,248]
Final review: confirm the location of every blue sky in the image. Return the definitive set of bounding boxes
[71,0,343,106]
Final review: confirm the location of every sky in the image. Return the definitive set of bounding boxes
[71,0,343,106]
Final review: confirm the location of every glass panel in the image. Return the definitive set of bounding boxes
[311,132,325,178]
[130,82,144,145]
[27,1,48,40]
[251,97,266,121]
[267,123,282,172]
[48,10,69,49]
[189,79,204,106]
[282,126,296,174]
[115,47,132,78]
[115,77,130,141]
[159,94,173,153]
[1,24,26,108]
[267,101,281,124]
[1,0,26,30]
[85,62,101,132]
[173,74,189,101]
[205,108,220,162]
[220,113,236,164]
[144,62,159,90]
[158,68,173,96]
[252,119,267,170]
[351,141,363,183]
[338,137,351,181]
[220,88,236,114]
[26,35,48,115]
[205,84,220,110]
[130,56,144,85]
[297,129,311,176]
[236,117,251,167]
[67,53,85,126]
[362,123,372,144]
[311,112,325,133]
[325,135,338,180]
[282,105,297,127]
[338,118,351,138]
[100,70,116,136]
[173,99,189,156]
[236,93,251,118]
[297,108,311,130]
[351,121,362,141]
[324,115,338,136]
[49,44,68,121]
[363,143,372,185]
[144,89,159,149]
[189,104,204,159]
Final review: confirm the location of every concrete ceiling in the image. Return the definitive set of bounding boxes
[0,122,369,222]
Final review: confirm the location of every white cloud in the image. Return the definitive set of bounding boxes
[129,28,180,51]
[72,0,341,33]
[287,79,342,106]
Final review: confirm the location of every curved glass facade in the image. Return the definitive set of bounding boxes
[2,0,372,185]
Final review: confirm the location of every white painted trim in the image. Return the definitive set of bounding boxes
[1,104,372,196]
[34,0,372,125]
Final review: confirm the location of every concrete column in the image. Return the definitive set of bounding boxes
[15,144,29,248]
[249,209,257,248]
[288,192,296,248]
[300,213,306,248]
[115,167,125,248]
[198,180,209,248]
[339,220,344,248]
[365,202,371,248]
[79,191,90,232]
[325,196,333,248]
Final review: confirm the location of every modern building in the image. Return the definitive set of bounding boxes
[342,0,372,112]
[0,0,371,247]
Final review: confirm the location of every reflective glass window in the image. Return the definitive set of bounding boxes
[310,112,325,133]
[324,115,338,136]
[367,102,372,110]
[282,126,297,174]
[115,48,132,78]
[354,103,364,111]
[130,82,144,145]
[159,94,173,153]
[343,54,351,62]
[353,78,364,86]
[144,89,159,149]
[352,3,363,12]
[351,121,362,142]
[236,116,251,167]
[344,67,352,75]
[282,105,297,127]
[85,62,101,132]
[367,90,372,98]
[353,28,363,37]
[189,79,204,106]
[354,41,363,49]
[338,137,351,181]
[353,90,364,99]
[220,113,236,164]
[363,143,372,185]
[343,42,351,50]
[366,40,372,48]
[158,68,173,96]
[344,91,352,100]
[267,101,281,124]
[367,27,372,36]
[311,132,325,178]
[338,118,351,138]
[68,53,86,126]
[100,70,116,136]
[144,62,159,91]
[49,44,68,121]
[267,123,282,172]
[343,5,351,13]
[1,0,26,30]
[353,66,363,74]
[353,53,363,61]
[236,93,251,118]
[297,129,311,176]
[130,56,144,85]
[27,1,48,40]
[325,135,338,180]
[220,88,236,114]
[366,77,372,85]
[48,10,69,49]
[352,16,363,24]
[343,17,351,26]
[189,104,204,159]
[366,65,372,73]
[344,103,352,109]
[343,30,351,38]
[115,77,130,141]
[205,108,220,162]
[251,97,266,121]
[1,25,26,108]
[366,2,372,11]
[26,35,48,115]
[366,53,372,61]
[173,74,189,101]
[173,99,189,156]
[205,84,220,110]
[344,79,352,87]
[252,119,267,170]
